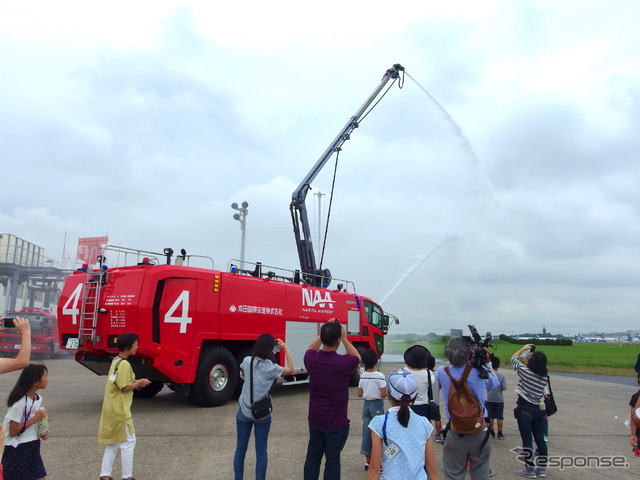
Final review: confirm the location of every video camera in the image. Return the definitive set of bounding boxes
[467,324,494,379]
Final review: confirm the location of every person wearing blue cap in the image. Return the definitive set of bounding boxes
[367,368,440,480]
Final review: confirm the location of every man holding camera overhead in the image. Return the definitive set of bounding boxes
[303,318,361,480]
[436,335,499,480]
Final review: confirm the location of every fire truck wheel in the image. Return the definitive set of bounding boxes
[349,347,367,387]
[133,381,164,398]
[190,346,239,407]
[45,342,56,359]
[234,347,253,398]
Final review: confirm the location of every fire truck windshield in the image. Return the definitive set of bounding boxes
[364,301,384,330]
[3,313,52,335]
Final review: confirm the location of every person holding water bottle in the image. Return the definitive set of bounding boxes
[1,364,50,480]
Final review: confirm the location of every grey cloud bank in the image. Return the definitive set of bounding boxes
[1,1,639,336]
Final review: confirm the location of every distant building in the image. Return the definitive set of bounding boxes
[0,234,66,313]
[0,234,45,267]
[450,328,463,337]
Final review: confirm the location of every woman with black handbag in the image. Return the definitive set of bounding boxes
[233,333,293,480]
[511,344,549,479]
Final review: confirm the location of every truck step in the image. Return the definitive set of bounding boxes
[280,378,310,386]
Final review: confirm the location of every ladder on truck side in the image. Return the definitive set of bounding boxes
[78,274,104,344]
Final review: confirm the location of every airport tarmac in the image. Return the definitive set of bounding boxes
[0,357,639,479]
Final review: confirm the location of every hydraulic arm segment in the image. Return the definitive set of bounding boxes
[289,63,404,287]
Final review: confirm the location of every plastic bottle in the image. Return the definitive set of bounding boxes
[37,408,48,438]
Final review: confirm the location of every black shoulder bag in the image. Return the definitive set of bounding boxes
[427,370,441,421]
[250,357,273,419]
[543,376,557,416]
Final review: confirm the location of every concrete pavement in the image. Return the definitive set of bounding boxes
[0,357,638,479]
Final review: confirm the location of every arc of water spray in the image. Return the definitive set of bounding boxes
[404,71,496,203]
[380,234,458,305]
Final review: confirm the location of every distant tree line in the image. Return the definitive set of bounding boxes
[387,333,439,341]
[499,334,573,346]
[389,333,573,347]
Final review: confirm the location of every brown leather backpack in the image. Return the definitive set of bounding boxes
[444,364,484,435]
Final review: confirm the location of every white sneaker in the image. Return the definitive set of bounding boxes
[516,468,537,479]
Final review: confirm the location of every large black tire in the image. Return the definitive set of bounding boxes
[349,346,367,387]
[189,346,239,407]
[133,381,164,399]
[234,347,253,398]
[39,342,55,360]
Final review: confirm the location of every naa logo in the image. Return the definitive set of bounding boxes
[302,289,336,309]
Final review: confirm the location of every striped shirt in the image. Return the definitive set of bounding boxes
[511,356,548,405]
[239,356,284,420]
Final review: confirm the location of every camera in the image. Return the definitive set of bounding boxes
[3,318,16,328]
[467,324,494,379]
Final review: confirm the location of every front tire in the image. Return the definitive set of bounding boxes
[349,346,367,387]
[189,346,239,407]
[133,381,164,399]
[234,347,253,398]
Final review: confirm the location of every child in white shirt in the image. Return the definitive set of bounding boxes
[358,349,387,470]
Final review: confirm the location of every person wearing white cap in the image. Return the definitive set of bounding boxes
[367,368,440,480]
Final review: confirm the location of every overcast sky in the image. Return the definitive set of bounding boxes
[2,1,639,336]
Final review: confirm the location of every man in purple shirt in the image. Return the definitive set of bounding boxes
[303,318,361,480]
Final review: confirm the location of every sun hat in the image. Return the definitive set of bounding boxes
[403,345,431,369]
[387,368,418,402]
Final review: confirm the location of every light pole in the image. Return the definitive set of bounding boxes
[231,201,249,269]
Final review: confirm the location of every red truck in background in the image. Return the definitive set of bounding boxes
[56,64,404,407]
[0,307,59,359]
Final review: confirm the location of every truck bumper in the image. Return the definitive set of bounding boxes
[75,351,173,383]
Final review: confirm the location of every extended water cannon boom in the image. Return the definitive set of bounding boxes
[290,63,405,287]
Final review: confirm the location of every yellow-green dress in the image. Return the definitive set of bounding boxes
[98,357,135,444]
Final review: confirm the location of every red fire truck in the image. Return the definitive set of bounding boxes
[56,64,404,407]
[0,307,59,359]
